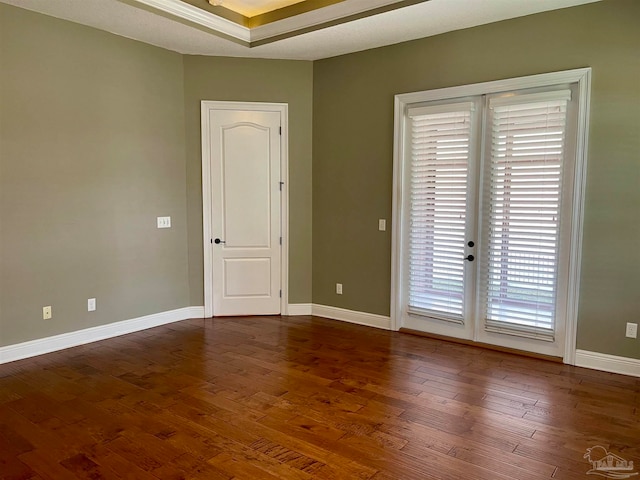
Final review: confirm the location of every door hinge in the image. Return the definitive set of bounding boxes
[279,126,282,135]
[279,181,284,191]
[279,237,282,245]
[279,290,282,298]
[210,238,213,244]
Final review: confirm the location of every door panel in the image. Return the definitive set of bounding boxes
[223,258,272,297]
[209,109,281,316]
[222,124,272,248]
[474,90,575,354]
[401,100,480,340]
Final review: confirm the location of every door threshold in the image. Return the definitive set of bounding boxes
[399,328,563,363]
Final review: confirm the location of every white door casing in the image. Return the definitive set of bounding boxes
[202,102,289,317]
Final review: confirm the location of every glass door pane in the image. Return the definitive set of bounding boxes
[480,91,571,342]
[404,101,478,330]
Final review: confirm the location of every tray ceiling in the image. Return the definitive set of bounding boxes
[0,0,602,60]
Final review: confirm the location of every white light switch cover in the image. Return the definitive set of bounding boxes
[157,216,171,228]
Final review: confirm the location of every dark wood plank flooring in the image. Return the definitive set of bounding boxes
[1,315,638,479]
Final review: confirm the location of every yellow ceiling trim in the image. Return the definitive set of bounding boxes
[181,0,347,27]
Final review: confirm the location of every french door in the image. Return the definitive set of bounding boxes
[393,70,590,360]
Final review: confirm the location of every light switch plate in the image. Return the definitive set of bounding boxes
[378,219,386,231]
[157,216,171,228]
[88,298,96,312]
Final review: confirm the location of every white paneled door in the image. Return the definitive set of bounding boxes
[205,107,283,316]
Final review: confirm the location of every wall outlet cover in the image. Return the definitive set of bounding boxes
[88,298,96,312]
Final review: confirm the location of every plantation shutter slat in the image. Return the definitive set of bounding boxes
[482,91,570,340]
[407,103,473,322]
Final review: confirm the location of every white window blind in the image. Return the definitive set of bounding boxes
[483,91,571,340]
[407,103,473,322]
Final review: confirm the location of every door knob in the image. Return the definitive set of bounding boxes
[464,255,475,262]
[214,238,225,244]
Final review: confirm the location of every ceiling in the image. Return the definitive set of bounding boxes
[0,0,601,60]
[216,0,307,17]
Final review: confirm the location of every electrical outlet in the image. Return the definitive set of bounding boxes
[43,306,52,320]
[336,283,343,295]
[88,298,96,312]
[625,322,638,339]
[157,216,171,228]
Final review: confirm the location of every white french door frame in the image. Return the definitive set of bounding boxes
[201,101,289,318]
[391,68,592,364]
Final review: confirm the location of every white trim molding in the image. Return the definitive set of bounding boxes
[312,304,391,330]
[0,306,204,365]
[130,0,417,45]
[250,0,409,42]
[130,0,250,42]
[575,350,640,378]
[286,304,313,316]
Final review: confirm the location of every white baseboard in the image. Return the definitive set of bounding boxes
[575,349,640,378]
[311,304,391,330]
[286,304,313,316]
[0,306,205,365]
[4,306,637,379]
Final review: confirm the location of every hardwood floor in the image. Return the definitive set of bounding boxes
[1,315,638,480]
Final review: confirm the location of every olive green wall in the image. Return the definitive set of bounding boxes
[312,0,640,359]
[0,4,189,346]
[0,5,313,350]
[2,0,637,361]
[183,56,313,306]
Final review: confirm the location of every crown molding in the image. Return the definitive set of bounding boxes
[128,0,415,45]
[250,0,409,42]
[129,0,250,41]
